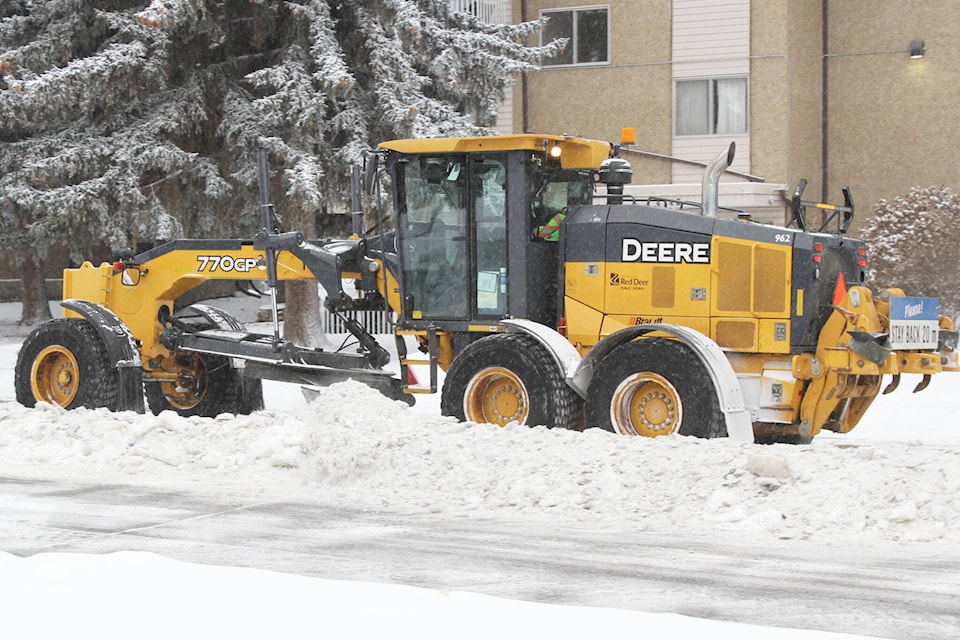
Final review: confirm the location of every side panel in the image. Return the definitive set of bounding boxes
[563,261,606,315]
[564,203,717,347]
[602,314,710,338]
[605,225,713,319]
[709,226,792,354]
[563,206,796,355]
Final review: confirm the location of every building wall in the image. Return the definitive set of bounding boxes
[824,0,960,234]
[514,0,960,230]
[750,0,823,202]
[514,0,675,185]
[671,0,750,183]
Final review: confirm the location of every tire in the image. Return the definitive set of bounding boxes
[15,318,120,410]
[145,304,263,417]
[585,338,726,439]
[440,333,581,429]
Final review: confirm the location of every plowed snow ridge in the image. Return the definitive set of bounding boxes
[2,379,957,547]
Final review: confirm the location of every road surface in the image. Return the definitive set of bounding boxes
[1,472,957,639]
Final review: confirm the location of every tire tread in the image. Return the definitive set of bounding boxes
[14,318,120,410]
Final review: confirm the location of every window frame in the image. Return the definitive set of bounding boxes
[673,76,750,137]
[539,5,611,68]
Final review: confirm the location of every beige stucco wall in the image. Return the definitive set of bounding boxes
[750,0,822,203]
[512,0,960,230]
[514,1,674,184]
[825,0,960,233]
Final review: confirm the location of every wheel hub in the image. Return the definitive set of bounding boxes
[156,354,209,410]
[55,365,74,390]
[31,346,80,407]
[611,373,682,437]
[463,367,529,426]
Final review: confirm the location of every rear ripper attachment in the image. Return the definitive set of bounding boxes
[789,286,958,441]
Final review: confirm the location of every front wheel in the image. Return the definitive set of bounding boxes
[145,352,244,417]
[441,333,581,429]
[585,338,725,438]
[15,318,120,410]
[145,304,263,417]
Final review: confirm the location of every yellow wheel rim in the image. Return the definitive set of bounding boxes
[610,372,682,437]
[158,354,208,410]
[463,366,529,426]
[31,345,81,407]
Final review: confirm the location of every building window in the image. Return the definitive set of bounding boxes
[675,77,749,136]
[540,6,609,66]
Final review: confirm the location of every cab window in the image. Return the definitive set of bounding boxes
[531,168,593,242]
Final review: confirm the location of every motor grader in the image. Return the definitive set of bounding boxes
[15,133,959,443]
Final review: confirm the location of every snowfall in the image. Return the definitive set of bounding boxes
[1,297,958,639]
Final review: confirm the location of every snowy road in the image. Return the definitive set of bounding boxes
[3,472,957,640]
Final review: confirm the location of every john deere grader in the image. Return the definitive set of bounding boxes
[15,134,959,443]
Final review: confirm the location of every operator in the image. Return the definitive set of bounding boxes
[536,207,567,242]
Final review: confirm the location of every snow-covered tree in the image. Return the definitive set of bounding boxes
[0,0,233,324]
[860,186,960,319]
[0,0,556,331]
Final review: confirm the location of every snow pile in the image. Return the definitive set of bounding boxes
[2,380,958,547]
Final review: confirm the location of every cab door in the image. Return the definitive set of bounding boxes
[395,154,469,319]
[395,153,509,322]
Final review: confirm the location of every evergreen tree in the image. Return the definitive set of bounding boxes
[0,0,556,332]
[860,186,960,319]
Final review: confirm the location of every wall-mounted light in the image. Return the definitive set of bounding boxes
[909,40,925,59]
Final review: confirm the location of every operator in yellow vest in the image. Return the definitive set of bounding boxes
[536,208,567,242]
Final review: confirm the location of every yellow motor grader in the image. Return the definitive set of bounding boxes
[15,134,959,443]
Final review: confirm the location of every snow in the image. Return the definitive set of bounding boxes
[0,550,863,640]
[1,297,958,639]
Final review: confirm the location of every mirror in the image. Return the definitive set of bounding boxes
[121,267,141,286]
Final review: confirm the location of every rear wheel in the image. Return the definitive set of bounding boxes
[585,338,725,438]
[441,333,581,429]
[15,318,119,410]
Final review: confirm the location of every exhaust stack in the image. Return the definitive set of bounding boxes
[702,142,736,217]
